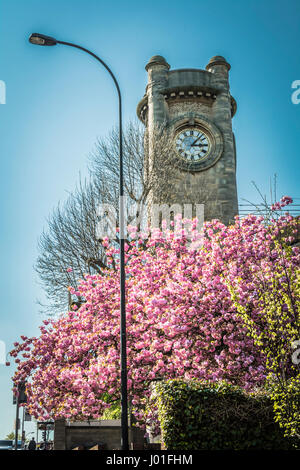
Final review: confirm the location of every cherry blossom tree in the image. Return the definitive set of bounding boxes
[224,197,300,437]
[10,200,299,430]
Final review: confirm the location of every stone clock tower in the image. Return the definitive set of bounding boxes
[137,55,238,225]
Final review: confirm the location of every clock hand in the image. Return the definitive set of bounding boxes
[191,142,207,148]
[190,135,202,147]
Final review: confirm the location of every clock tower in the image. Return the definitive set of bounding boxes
[137,55,238,225]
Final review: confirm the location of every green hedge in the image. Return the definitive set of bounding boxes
[154,379,299,450]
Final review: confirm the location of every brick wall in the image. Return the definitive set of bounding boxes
[54,419,145,450]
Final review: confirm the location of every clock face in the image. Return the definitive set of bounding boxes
[175,128,211,163]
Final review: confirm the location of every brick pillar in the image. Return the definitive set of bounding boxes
[54,419,66,450]
[129,426,145,450]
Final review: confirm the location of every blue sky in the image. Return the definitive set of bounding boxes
[0,0,299,438]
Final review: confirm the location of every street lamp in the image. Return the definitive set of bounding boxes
[29,33,57,46]
[29,33,128,450]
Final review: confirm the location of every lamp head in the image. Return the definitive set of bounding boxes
[29,33,57,46]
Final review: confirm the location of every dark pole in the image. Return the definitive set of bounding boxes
[29,34,128,450]
[14,392,19,451]
[21,406,25,449]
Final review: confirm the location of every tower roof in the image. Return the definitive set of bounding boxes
[206,56,231,70]
[145,55,170,71]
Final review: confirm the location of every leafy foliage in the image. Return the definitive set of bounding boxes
[154,379,299,450]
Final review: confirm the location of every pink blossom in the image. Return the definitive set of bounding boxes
[9,208,300,429]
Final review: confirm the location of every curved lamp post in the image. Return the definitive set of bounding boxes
[29,33,128,450]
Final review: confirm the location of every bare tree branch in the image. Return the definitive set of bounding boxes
[36,120,215,314]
